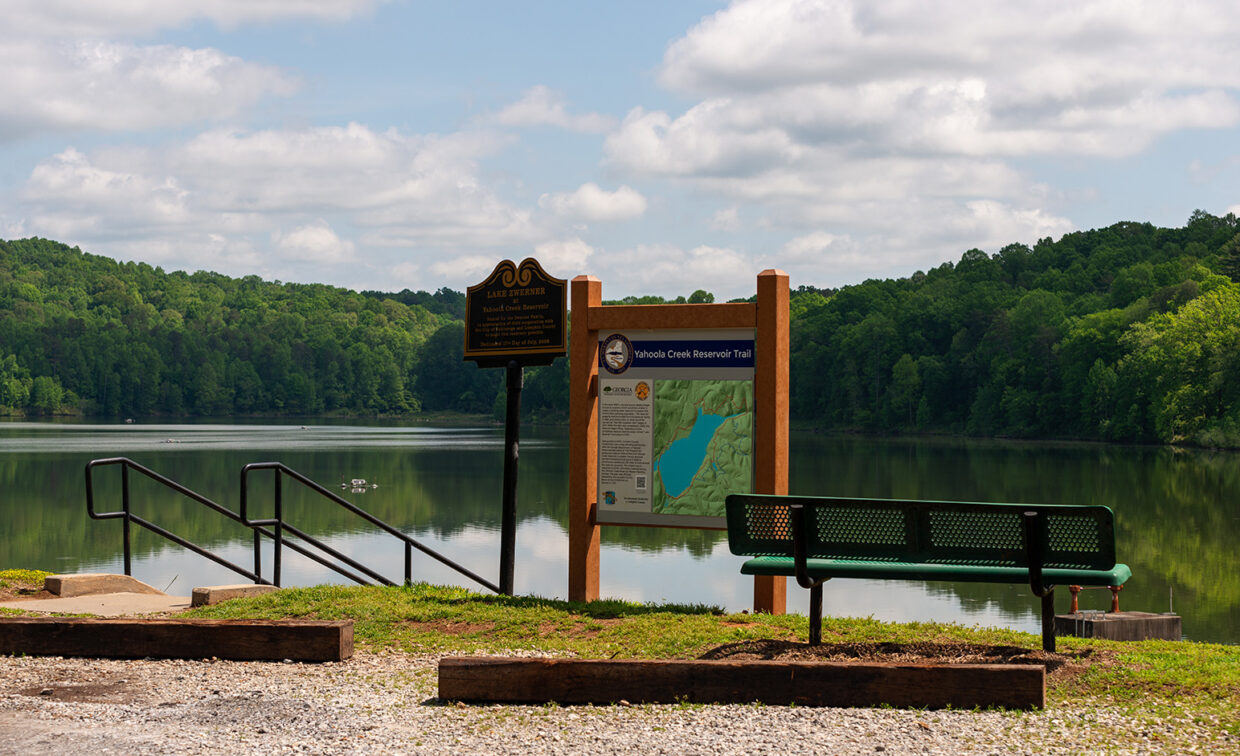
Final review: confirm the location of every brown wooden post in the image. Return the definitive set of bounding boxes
[753,269,789,614]
[569,276,601,601]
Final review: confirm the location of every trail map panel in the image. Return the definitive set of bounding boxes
[596,329,754,528]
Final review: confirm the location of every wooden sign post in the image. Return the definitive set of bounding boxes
[568,270,789,614]
[465,258,567,595]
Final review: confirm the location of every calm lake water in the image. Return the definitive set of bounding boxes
[1,421,1236,644]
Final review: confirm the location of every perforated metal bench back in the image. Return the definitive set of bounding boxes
[726,494,1117,570]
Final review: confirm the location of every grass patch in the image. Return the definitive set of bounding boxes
[181,581,1240,723]
[6,572,1234,725]
[0,569,50,596]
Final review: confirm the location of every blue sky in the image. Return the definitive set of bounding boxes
[3,1,1238,301]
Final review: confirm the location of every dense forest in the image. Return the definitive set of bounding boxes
[3,210,1240,446]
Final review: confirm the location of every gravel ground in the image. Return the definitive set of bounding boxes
[0,651,1233,755]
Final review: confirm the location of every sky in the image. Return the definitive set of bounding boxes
[3,0,1239,302]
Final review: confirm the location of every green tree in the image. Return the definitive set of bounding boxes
[1118,283,1240,443]
[889,354,921,427]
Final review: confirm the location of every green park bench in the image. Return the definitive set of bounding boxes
[725,494,1132,652]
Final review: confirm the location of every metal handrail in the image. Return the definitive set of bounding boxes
[83,456,501,596]
[85,457,372,586]
[85,457,270,584]
[240,462,500,593]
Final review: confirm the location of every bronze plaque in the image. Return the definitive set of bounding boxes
[464,258,567,365]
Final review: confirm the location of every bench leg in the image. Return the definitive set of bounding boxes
[809,583,823,646]
[1041,590,1056,653]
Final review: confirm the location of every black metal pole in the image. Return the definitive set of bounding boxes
[121,463,131,576]
[500,360,523,596]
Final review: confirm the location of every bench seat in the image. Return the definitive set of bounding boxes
[740,557,1131,586]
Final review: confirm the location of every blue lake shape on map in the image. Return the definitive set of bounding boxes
[654,408,739,498]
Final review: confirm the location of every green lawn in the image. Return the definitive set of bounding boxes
[4,569,1237,730]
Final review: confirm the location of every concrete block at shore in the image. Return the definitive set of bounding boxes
[1055,611,1182,642]
[191,584,280,607]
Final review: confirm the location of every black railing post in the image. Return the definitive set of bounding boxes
[121,462,132,576]
[273,469,283,587]
[253,528,263,584]
[404,542,412,586]
[499,360,523,596]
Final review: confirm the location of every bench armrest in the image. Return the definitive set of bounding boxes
[790,504,828,590]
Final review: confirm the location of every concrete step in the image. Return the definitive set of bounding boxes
[45,572,165,597]
[0,573,282,617]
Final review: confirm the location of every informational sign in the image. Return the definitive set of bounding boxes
[464,258,567,367]
[596,329,754,527]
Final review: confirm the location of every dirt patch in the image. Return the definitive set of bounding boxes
[17,680,142,703]
[0,585,52,603]
[699,639,1103,682]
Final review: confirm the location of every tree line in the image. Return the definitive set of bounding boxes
[4,210,1240,445]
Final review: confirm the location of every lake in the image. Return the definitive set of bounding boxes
[1,421,1236,644]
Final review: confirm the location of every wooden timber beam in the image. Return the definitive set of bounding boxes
[438,656,1045,710]
[0,617,353,662]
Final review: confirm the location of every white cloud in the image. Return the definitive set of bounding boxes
[1,218,27,238]
[532,238,594,272]
[592,0,1240,290]
[493,86,616,133]
[538,183,646,221]
[22,148,191,238]
[781,231,844,262]
[588,243,753,299]
[428,255,503,283]
[711,207,741,232]
[0,40,297,140]
[1,0,378,142]
[650,0,1240,160]
[17,124,544,288]
[273,220,356,263]
[948,201,1075,251]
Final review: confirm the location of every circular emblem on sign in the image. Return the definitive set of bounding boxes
[635,381,650,400]
[601,333,634,374]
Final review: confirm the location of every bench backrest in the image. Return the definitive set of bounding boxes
[725,494,1118,570]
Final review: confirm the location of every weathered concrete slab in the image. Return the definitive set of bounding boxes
[191,584,280,607]
[44,573,164,598]
[1055,611,1181,642]
[0,592,191,617]
[439,656,1046,709]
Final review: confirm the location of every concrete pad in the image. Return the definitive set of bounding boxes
[191,584,279,607]
[45,573,164,598]
[0,592,192,617]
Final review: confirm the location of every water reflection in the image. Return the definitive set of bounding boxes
[0,422,1235,643]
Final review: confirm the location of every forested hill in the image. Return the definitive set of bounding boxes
[0,238,461,417]
[791,210,1240,446]
[4,210,1240,446]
